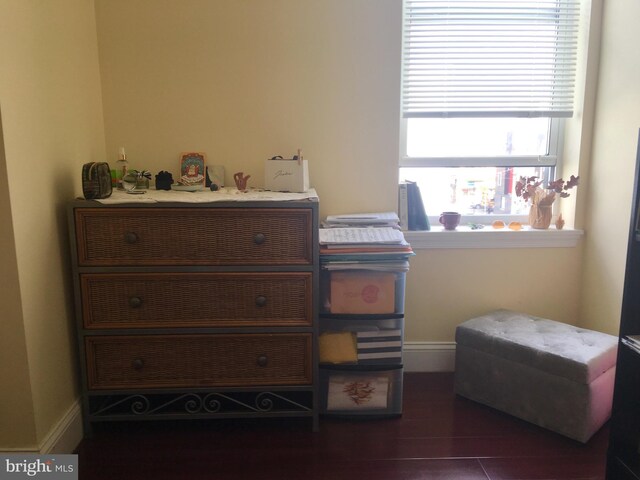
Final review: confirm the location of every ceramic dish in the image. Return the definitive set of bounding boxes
[172,184,203,192]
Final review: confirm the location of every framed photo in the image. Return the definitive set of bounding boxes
[178,152,206,188]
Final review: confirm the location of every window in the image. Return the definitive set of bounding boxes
[400,0,580,223]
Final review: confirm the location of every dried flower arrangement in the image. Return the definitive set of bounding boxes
[515,175,580,206]
[343,380,375,405]
[515,175,580,229]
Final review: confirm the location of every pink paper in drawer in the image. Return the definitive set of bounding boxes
[329,272,395,314]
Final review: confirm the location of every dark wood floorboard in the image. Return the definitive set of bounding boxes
[75,373,608,480]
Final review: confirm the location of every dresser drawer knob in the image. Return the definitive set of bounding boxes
[253,233,266,245]
[255,296,267,307]
[128,296,143,308]
[132,358,145,370]
[257,355,269,367]
[124,232,139,244]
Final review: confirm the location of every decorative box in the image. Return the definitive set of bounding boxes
[264,158,309,193]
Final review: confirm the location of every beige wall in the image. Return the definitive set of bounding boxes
[579,0,640,334]
[0,110,38,449]
[0,0,106,449]
[405,247,583,341]
[95,0,401,217]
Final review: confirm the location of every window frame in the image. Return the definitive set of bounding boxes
[399,0,580,225]
[399,117,565,225]
[399,117,563,169]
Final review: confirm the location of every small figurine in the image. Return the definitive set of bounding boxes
[155,171,173,190]
[555,213,565,230]
[234,172,250,191]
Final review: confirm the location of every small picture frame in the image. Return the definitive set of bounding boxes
[178,152,206,188]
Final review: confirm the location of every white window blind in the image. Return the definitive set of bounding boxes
[402,0,580,118]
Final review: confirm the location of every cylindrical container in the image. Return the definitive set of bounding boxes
[116,147,128,190]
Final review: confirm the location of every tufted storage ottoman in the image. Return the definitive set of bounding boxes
[454,309,618,443]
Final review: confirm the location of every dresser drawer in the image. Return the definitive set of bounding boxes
[74,207,313,266]
[85,334,313,390]
[81,272,312,329]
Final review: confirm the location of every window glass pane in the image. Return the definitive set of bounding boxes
[406,118,550,158]
[400,166,553,217]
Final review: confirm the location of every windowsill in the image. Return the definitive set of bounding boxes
[403,226,583,249]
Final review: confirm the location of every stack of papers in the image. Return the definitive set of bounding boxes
[319,227,407,247]
[319,227,412,257]
[320,214,413,285]
[323,212,400,229]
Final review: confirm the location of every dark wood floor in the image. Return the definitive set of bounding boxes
[75,373,609,479]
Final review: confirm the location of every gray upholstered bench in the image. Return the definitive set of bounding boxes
[454,309,618,443]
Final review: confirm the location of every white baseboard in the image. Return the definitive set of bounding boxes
[403,342,456,372]
[40,399,83,454]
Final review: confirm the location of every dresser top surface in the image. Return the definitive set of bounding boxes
[71,188,319,208]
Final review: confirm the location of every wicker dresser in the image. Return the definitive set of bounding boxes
[68,196,319,433]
